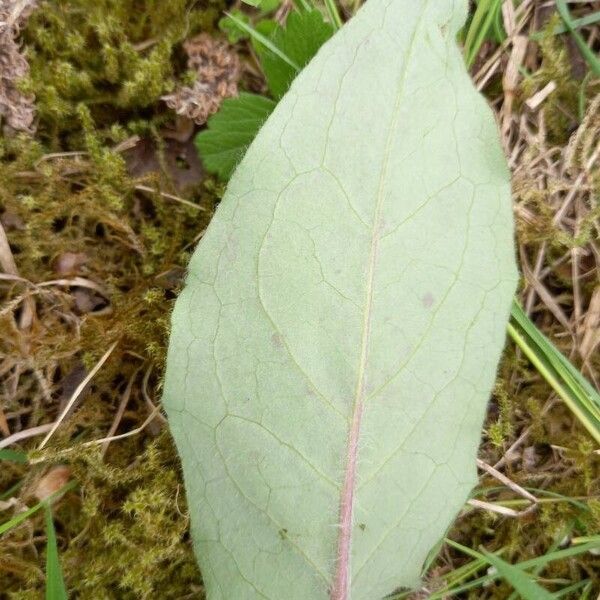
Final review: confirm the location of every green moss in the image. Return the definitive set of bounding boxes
[20,0,222,146]
[0,124,219,594]
[0,0,225,594]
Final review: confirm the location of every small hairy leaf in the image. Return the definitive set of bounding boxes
[164,0,517,598]
[196,93,276,181]
[258,10,334,98]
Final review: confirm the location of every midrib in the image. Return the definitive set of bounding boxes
[329,3,431,598]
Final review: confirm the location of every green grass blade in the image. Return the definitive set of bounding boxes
[476,485,590,511]
[579,580,595,600]
[224,12,301,71]
[44,504,68,600]
[508,302,600,444]
[0,449,28,463]
[0,501,45,535]
[390,537,600,599]
[323,0,343,30]
[555,0,600,76]
[292,0,313,12]
[482,550,554,599]
[553,579,590,598]
[531,10,600,39]
[507,526,571,600]
[508,300,600,444]
[518,538,600,568]
[0,480,24,501]
[0,481,77,536]
[442,537,600,598]
[464,0,502,67]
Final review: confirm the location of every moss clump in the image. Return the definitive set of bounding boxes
[0,119,216,599]
[0,0,225,595]
[522,18,599,144]
[3,435,200,599]
[20,0,222,146]
[64,434,200,599]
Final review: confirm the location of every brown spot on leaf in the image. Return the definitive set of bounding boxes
[422,292,434,309]
[271,333,284,349]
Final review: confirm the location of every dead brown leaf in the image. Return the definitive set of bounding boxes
[0,0,37,134]
[162,33,240,126]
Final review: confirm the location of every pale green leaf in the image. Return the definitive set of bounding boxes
[164,0,517,598]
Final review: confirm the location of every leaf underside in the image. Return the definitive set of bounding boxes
[163,0,517,598]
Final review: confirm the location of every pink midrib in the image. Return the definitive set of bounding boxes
[328,4,429,597]
[330,386,366,599]
[329,210,381,600]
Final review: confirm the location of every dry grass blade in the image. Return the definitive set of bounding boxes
[0,423,53,450]
[38,341,119,449]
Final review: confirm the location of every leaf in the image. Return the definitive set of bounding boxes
[219,11,251,44]
[258,10,334,98]
[196,93,276,181]
[164,0,518,598]
[224,12,302,72]
[44,504,68,600]
[0,448,28,463]
[482,551,554,600]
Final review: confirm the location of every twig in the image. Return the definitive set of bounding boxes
[101,368,140,458]
[135,184,206,211]
[83,405,163,447]
[0,424,53,450]
[30,405,164,463]
[0,221,35,328]
[467,499,522,518]
[477,459,538,504]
